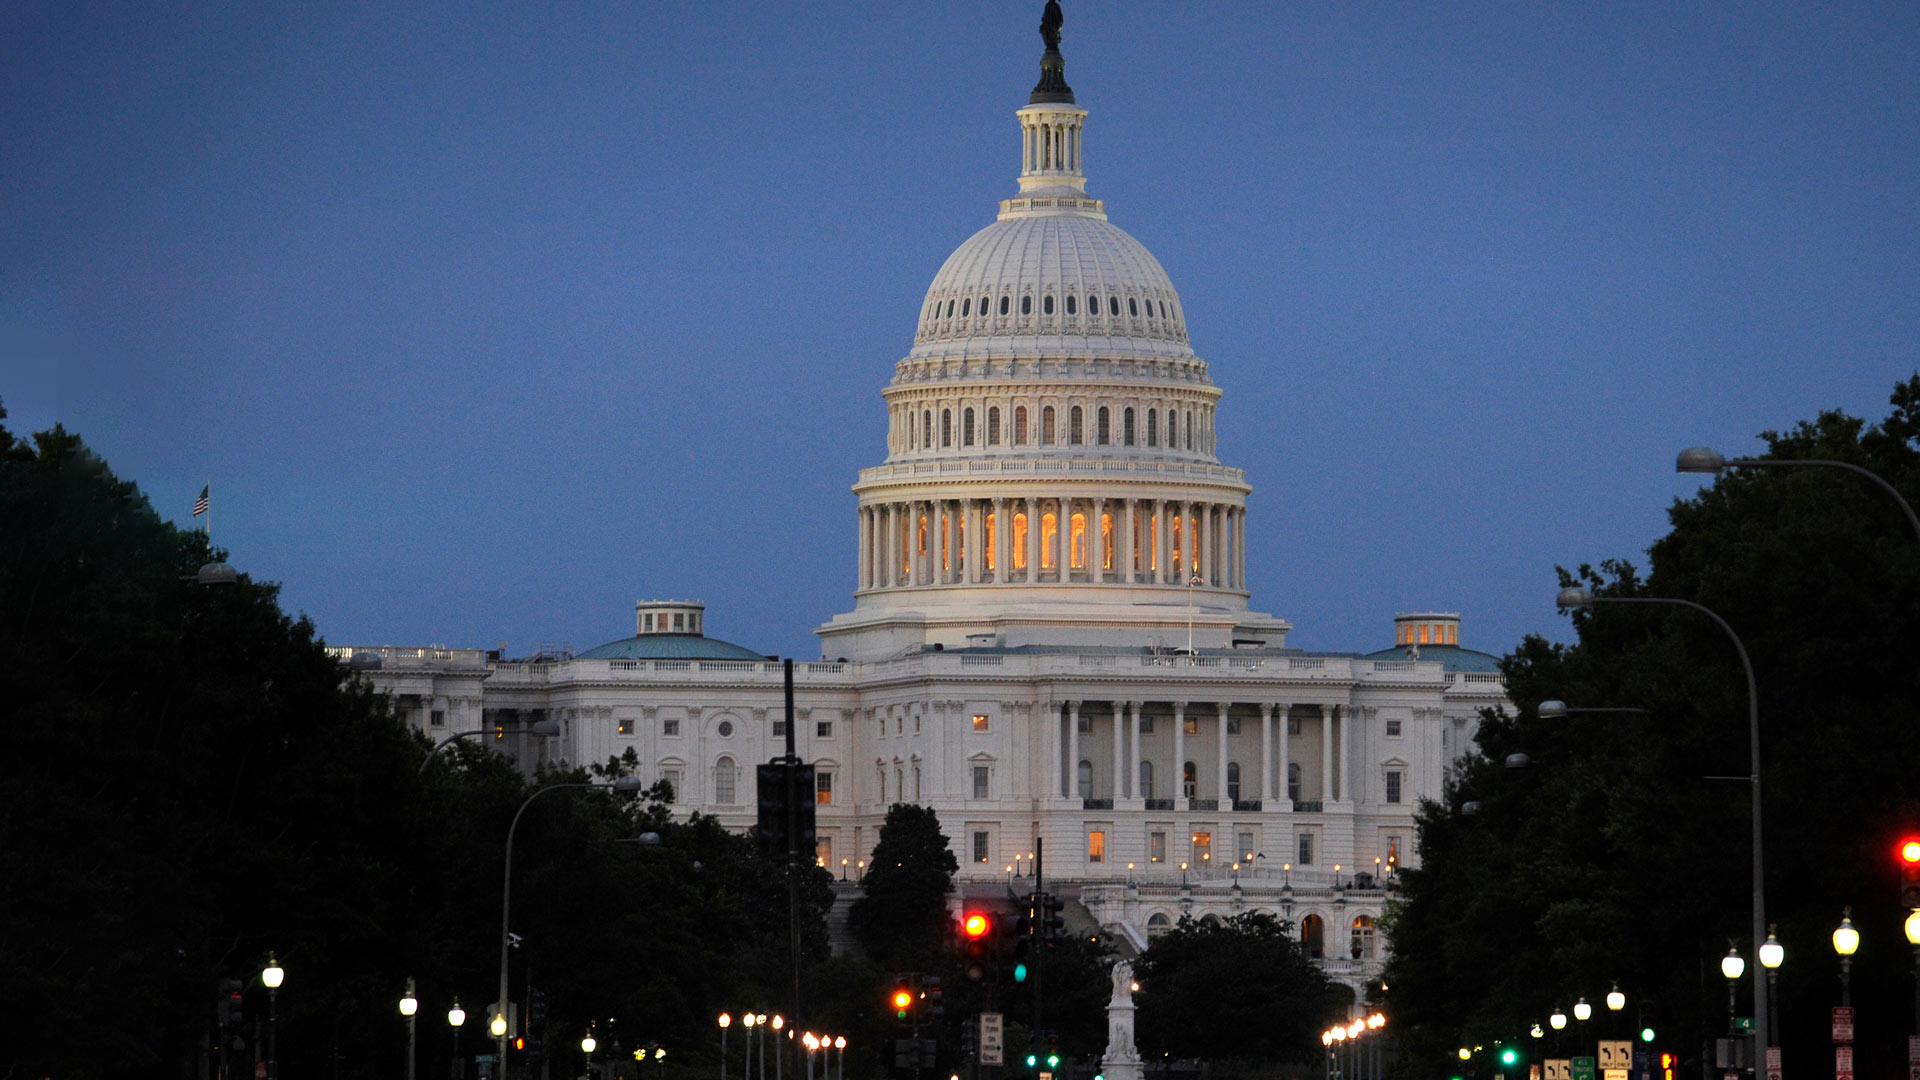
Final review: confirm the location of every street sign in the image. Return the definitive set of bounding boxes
[1764,1044,1781,1080]
[1833,1005,1854,1042]
[1599,1038,1632,1077]
[1910,1034,1920,1063]
[1736,1017,1754,1032]
[1544,1059,1571,1080]
[980,1013,1004,1065]
[1572,1055,1596,1080]
[1835,1045,1853,1080]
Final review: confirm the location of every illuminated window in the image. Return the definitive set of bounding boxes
[1043,294,1054,315]
[1149,832,1165,863]
[1101,513,1114,569]
[1088,830,1106,863]
[1352,915,1376,958]
[1042,406,1056,444]
[974,831,990,863]
[1170,515,1183,576]
[1022,294,1032,315]
[963,408,975,446]
[1097,406,1110,444]
[987,406,1000,444]
[1147,409,1157,446]
[972,713,990,732]
[618,716,633,734]
[1385,770,1403,804]
[1066,294,1077,315]
[1123,407,1135,445]
[816,771,833,805]
[1069,406,1083,444]
[1190,830,1211,862]
[1183,715,1198,735]
[816,837,833,868]
[984,513,997,570]
[1069,512,1087,569]
[1040,513,1058,569]
[1139,761,1154,799]
[1012,513,1028,569]
[1014,406,1028,444]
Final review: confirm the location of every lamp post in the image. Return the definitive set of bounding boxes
[1905,910,1920,1057]
[400,978,419,1080]
[261,953,284,1080]
[803,1032,820,1080]
[1722,947,1746,1038]
[449,1000,467,1080]
[1833,910,1859,1006]
[834,1036,846,1080]
[1606,985,1626,1038]
[1557,584,1768,1056]
[1537,700,1647,719]
[1677,447,1920,542]
[496,777,648,1069]
[720,1014,732,1080]
[771,1015,784,1080]
[1759,927,1783,1067]
[582,1032,598,1080]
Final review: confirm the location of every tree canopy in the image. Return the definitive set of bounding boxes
[847,803,960,971]
[1134,912,1348,1067]
[1383,377,1920,1077]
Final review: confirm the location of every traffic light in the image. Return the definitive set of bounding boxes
[755,761,817,858]
[962,911,993,981]
[1497,1046,1518,1068]
[1658,1051,1676,1080]
[891,976,915,1022]
[1040,893,1066,945]
[1013,962,1029,983]
[218,980,245,1031]
[1638,998,1658,1043]
[1899,835,1920,908]
[925,975,945,1019]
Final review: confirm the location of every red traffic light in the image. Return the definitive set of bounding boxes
[1900,837,1920,864]
[963,912,991,938]
[892,989,913,1010]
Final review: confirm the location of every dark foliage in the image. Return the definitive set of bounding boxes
[1134,912,1347,1066]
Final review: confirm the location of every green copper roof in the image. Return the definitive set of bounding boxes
[1360,644,1503,673]
[576,634,769,661]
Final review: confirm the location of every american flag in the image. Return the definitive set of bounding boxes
[192,485,209,517]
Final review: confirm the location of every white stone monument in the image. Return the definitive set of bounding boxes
[1101,960,1144,1080]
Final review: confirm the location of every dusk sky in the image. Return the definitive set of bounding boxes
[5,2,1916,661]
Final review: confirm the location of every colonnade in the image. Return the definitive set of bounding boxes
[857,495,1247,592]
[1055,700,1356,809]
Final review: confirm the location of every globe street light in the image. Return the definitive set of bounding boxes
[1607,984,1626,1038]
[1722,947,1745,1040]
[833,1035,846,1080]
[1550,1007,1568,1031]
[1905,909,1920,1039]
[400,978,420,1080]
[720,1013,732,1080]
[496,777,648,1069]
[1676,447,1920,542]
[448,1000,467,1080]
[1573,998,1591,1023]
[1832,912,1859,1007]
[1558,583,1769,1056]
[1759,927,1784,1055]
[261,953,284,1080]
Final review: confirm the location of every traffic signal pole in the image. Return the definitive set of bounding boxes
[785,659,802,1080]
[1032,838,1044,1055]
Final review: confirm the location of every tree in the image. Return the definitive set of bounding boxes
[1134,912,1346,1066]
[1383,377,1920,1077]
[846,804,959,970]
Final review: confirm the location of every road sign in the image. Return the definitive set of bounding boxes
[1572,1055,1596,1080]
[1736,1017,1754,1032]
[1599,1038,1632,1078]
[1910,1034,1920,1063]
[1545,1059,1571,1080]
[1764,1044,1781,1080]
[1836,1045,1853,1080]
[1834,1006,1854,1042]
[980,1013,1004,1065]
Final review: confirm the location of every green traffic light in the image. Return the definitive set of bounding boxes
[1014,962,1029,983]
[1640,1027,1655,1042]
[1048,1055,1060,1068]
[1025,1055,1038,1068]
[1499,1048,1518,1066]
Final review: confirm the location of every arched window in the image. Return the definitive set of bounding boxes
[1287,762,1302,802]
[1096,406,1110,445]
[1076,760,1092,797]
[1065,294,1077,315]
[1186,410,1195,449]
[1014,405,1028,444]
[1351,915,1377,959]
[979,295,990,316]
[941,409,952,447]
[1100,512,1113,569]
[987,406,1001,445]
[1012,512,1029,570]
[1069,512,1087,569]
[1069,406,1083,444]
[1301,913,1325,957]
[1147,409,1157,446]
[961,297,970,317]
[1022,295,1032,315]
[963,408,975,446]
[1000,295,1010,315]
[945,299,954,317]
[1043,295,1054,315]
[713,756,738,804]
[1166,410,1177,449]
[923,411,933,448]
[877,763,887,803]
[1042,406,1056,444]
[1182,761,1197,800]
[1040,512,1058,569]
[1160,300,1169,319]
[1109,295,1120,316]
[1147,913,1173,940]
[1138,760,1154,799]
[984,511,996,571]
[1123,407,1135,445]
[1227,762,1241,803]
[1129,297,1139,317]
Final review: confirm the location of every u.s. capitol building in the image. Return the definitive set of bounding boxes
[332,9,1507,996]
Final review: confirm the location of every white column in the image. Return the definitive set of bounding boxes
[1339,703,1353,802]
[1128,700,1142,801]
[1173,701,1187,804]
[1198,502,1213,587]
[1238,508,1248,590]
[1153,499,1168,584]
[1025,496,1040,583]
[1277,704,1291,804]
[1216,701,1230,804]
[1048,700,1063,800]
[1068,700,1082,798]
[883,504,897,587]
[993,497,1008,583]
[1090,496,1105,584]
[1321,705,1335,803]
[1122,498,1137,584]
[1111,702,1124,797]
[1057,495,1072,580]
[1259,703,1273,802]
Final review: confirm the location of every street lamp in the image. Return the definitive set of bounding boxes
[1759,926,1783,1060]
[1905,909,1920,1039]
[833,1036,846,1080]
[496,777,649,1069]
[1558,583,1769,1056]
[1573,998,1591,1023]
[1833,912,1859,1006]
[448,1000,467,1080]
[1722,946,1746,1039]
[1676,446,1920,542]
[1537,700,1648,719]
[771,1015,785,1080]
[261,953,284,1080]
[1550,1007,1568,1031]
[401,978,419,1080]
[802,1032,820,1080]
[1606,984,1625,1037]
[721,1013,733,1080]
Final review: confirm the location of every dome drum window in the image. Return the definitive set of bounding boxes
[963,408,976,446]
[987,406,1001,445]
[1065,294,1076,315]
[999,295,1010,315]
[1096,406,1110,445]
[1108,295,1120,316]
[941,409,952,448]
[1069,406,1083,445]
[1043,295,1055,315]
[946,299,955,318]
[961,298,971,317]
[1022,295,1033,315]
[1128,297,1138,317]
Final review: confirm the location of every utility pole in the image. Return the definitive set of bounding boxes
[785,658,803,1080]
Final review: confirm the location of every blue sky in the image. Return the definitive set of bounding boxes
[4,1,1916,660]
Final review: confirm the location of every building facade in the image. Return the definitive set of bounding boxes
[332,15,1507,995]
